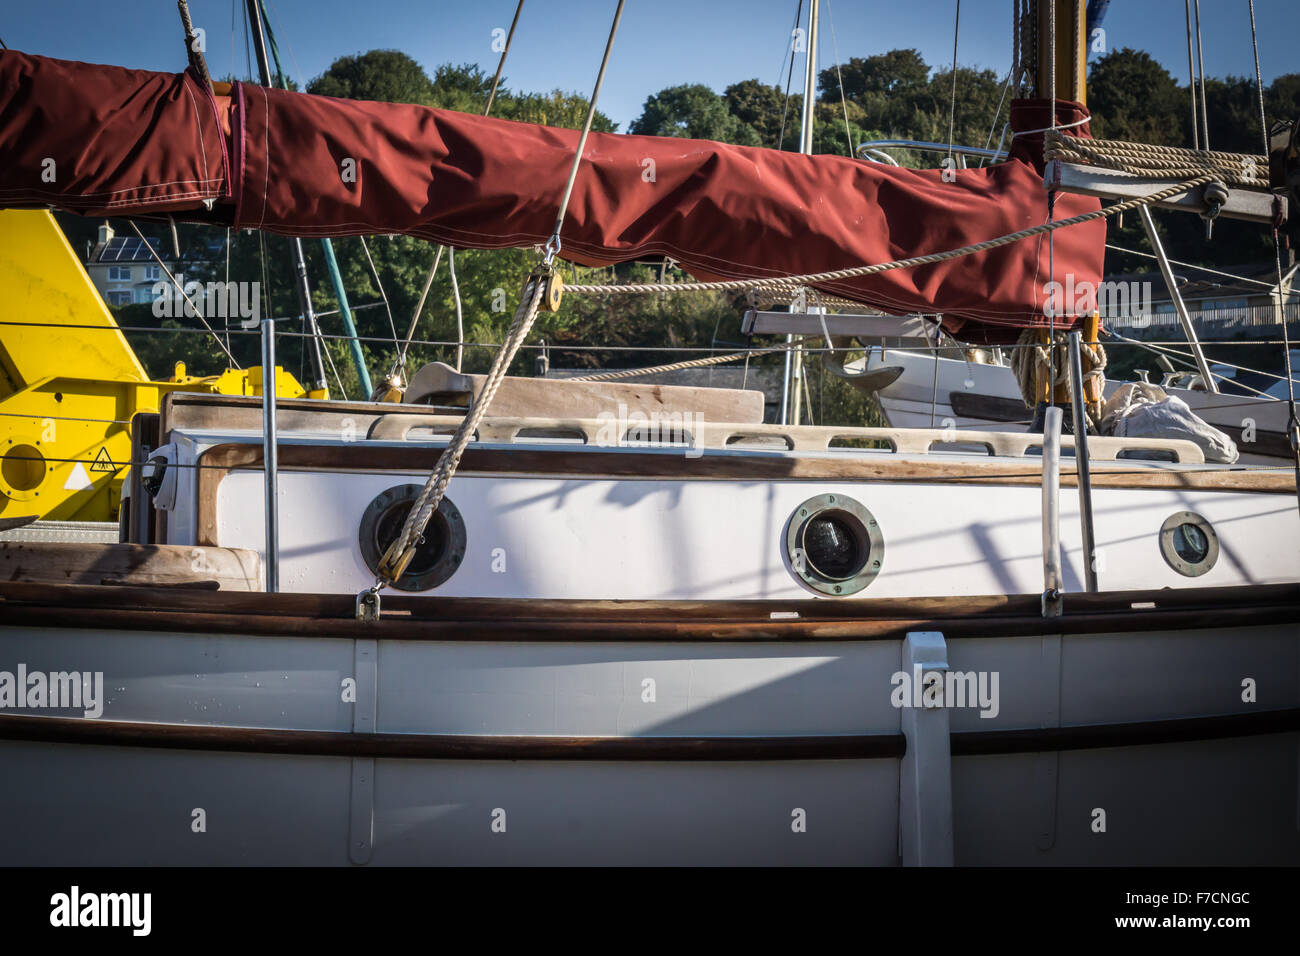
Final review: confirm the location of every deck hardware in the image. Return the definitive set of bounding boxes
[785,493,884,596]
[1201,180,1230,239]
[1158,511,1220,577]
[359,484,466,591]
[355,586,381,622]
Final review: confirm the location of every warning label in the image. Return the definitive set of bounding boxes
[90,447,117,474]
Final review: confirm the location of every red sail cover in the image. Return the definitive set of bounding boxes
[0,51,1104,338]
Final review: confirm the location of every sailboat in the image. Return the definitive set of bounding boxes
[0,1,1296,866]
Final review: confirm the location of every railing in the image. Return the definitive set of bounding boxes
[1104,302,1300,331]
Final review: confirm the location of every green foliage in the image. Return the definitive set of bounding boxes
[1086,48,1184,145]
[724,79,799,149]
[306,50,435,103]
[630,84,761,145]
[95,43,1300,417]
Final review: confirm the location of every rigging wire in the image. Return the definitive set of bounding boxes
[484,0,524,115]
[823,0,853,156]
[776,0,805,150]
[449,247,464,372]
[1247,0,1300,509]
[358,236,399,344]
[1104,242,1296,292]
[1193,0,1209,150]
[945,0,961,166]
[1183,0,1200,150]
[125,221,239,368]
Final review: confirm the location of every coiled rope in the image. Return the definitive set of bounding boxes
[1009,327,1107,424]
[1044,130,1268,187]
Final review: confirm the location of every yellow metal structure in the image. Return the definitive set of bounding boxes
[0,209,307,523]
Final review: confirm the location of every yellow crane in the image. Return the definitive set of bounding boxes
[0,209,306,523]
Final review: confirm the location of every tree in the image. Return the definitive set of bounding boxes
[724,79,800,149]
[1086,48,1183,144]
[306,50,435,104]
[630,84,761,145]
[825,49,932,137]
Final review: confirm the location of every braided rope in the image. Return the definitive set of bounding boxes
[564,176,1212,298]
[1045,131,1268,187]
[1009,327,1107,422]
[375,276,546,582]
[570,342,799,382]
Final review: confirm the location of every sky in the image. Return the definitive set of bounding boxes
[2,1,1297,131]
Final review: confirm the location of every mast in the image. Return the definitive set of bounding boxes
[785,0,819,426]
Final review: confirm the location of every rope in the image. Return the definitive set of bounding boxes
[570,341,801,382]
[371,0,625,590]
[374,277,546,583]
[1009,327,1106,422]
[1045,131,1267,186]
[563,176,1213,298]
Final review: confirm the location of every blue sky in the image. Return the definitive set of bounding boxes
[3,1,1296,130]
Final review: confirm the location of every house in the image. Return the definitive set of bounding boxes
[1102,261,1299,337]
[82,222,175,308]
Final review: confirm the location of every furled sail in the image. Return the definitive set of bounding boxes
[0,51,1104,338]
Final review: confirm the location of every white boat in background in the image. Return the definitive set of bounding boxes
[862,346,1299,464]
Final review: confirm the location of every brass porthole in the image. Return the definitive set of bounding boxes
[1158,511,1219,577]
[358,484,466,592]
[785,493,884,596]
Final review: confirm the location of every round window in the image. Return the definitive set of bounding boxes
[1158,511,1219,577]
[358,484,466,591]
[785,494,884,596]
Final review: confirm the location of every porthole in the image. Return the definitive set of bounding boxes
[358,484,466,591]
[1158,511,1219,577]
[785,494,884,596]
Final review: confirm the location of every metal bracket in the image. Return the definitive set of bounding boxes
[1046,160,1284,225]
[355,587,382,622]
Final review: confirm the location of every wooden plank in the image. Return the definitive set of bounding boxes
[1,580,1294,642]
[0,542,262,590]
[403,362,765,425]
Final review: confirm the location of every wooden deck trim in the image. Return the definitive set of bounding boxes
[1,580,1295,642]
[1,709,1294,761]
[193,441,1296,547]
